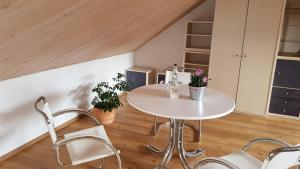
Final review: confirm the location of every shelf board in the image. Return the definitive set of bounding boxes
[188,21,214,24]
[278,52,300,57]
[281,40,300,43]
[285,8,300,14]
[184,50,211,54]
[283,25,300,27]
[184,48,211,53]
[184,62,209,67]
[186,33,212,37]
[272,86,300,91]
[277,52,300,61]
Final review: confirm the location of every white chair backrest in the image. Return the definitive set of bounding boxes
[165,70,191,85]
[34,97,57,144]
[261,146,300,169]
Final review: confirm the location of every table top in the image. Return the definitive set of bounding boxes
[127,84,235,120]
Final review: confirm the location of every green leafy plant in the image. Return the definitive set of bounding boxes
[91,73,128,112]
[189,69,208,87]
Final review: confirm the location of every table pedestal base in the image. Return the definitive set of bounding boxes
[152,118,202,142]
[147,119,204,169]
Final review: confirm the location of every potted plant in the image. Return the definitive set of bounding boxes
[91,73,128,124]
[188,69,208,101]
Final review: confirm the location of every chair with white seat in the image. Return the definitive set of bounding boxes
[34,96,121,169]
[152,69,203,142]
[164,70,192,84]
[194,137,300,169]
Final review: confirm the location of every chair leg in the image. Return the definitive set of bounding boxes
[182,120,201,142]
[96,158,104,169]
[198,120,202,142]
[191,120,201,142]
[151,116,171,136]
[152,116,158,136]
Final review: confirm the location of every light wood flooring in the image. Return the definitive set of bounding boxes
[1,96,300,169]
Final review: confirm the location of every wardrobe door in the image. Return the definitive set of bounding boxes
[209,0,248,100]
[236,0,285,115]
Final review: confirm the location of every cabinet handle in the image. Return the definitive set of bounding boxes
[233,54,240,57]
[242,54,247,58]
[282,100,288,104]
[275,72,281,75]
[208,78,212,81]
[282,109,286,113]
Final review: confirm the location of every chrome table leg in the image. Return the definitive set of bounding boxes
[149,119,204,169]
[148,119,174,154]
[179,120,204,158]
[177,120,191,169]
[184,149,204,157]
[177,120,204,169]
[147,145,165,154]
[152,117,202,142]
[154,119,176,169]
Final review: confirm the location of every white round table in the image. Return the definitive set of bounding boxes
[127,84,235,169]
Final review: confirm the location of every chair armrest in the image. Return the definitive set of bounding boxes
[267,145,300,161]
[53,134,121,168]
[193,157,240,169]
[52,108,101,125]
[242,137,291,152]
[34,96,51,124]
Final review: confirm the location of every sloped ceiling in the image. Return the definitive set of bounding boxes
[0,0,205,80]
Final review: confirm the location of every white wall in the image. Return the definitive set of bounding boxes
[0,53,133,157]
[134,0,215,72]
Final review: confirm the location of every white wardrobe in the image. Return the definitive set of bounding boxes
[209,0,286,115]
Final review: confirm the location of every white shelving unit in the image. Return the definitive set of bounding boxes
[183,21,214,73]
[278,1,300,58]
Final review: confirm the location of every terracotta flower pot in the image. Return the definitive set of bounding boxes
[92,108,116,124]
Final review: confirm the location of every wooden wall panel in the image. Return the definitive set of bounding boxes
[0,0,204,80]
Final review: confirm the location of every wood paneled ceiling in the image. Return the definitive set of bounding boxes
[0,0,205,80]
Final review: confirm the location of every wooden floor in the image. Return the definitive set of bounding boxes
[1,95,300,169]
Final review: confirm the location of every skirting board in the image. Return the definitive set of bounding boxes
[0,116,79,162]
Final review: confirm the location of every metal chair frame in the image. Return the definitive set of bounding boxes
[34,96,122,169]
[193,137,300,169]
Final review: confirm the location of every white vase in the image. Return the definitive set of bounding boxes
[189,86,206,101]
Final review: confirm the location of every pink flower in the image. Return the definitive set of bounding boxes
[202,77,208,83]
[194,69,204,76]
